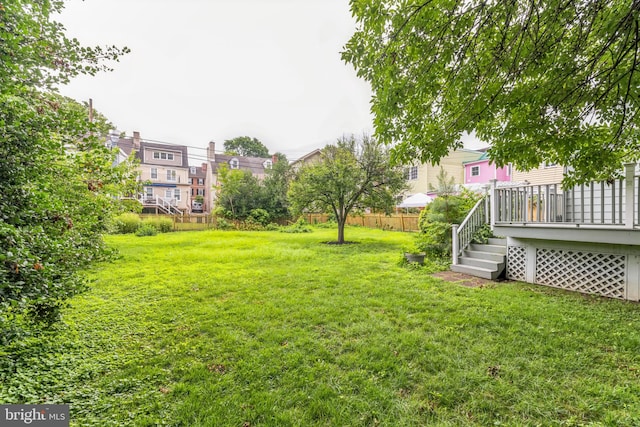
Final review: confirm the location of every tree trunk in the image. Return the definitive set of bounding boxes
[337,216,346,244]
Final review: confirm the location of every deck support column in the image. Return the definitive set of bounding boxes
[452,224,459,265]
[624,163,636,229]
[490,179,497,232]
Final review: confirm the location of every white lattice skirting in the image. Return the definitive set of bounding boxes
[535,249,626,299]
[506,240,638,300]
[507,246,527,282]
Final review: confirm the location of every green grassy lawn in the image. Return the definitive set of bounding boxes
[2,227,640,426]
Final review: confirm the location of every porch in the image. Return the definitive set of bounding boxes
[453,162,640,301]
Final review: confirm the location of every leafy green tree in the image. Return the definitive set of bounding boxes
[215,165,264,220]
[343,0,640,186]
[262,155,293,221]
[288,134,407,244]
[0,0,131,328]
[223,136,270,158]
[428,167,456,196]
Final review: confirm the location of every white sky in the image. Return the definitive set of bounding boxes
[56,0,376,163]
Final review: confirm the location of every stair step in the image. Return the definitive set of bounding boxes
[488,237,507,246]
[450,264,500,280]
[469,243,507,255]
[463,250,506,263]
[459,256,504,270]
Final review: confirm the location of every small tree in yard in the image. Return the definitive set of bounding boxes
[288,134,407,244]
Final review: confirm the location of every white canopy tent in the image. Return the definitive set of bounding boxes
[397,193,433,208]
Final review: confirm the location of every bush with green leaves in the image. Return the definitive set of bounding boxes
[416,191,481,258]
[248,208,271,227]
[280,217,313,234]
[135,224,157,237]
[142,217,173,233]
[112,213,142,234]
[215,218,235,230]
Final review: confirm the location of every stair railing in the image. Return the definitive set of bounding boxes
[452,196,488,265]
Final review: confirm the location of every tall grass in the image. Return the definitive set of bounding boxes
[1,227,639,426]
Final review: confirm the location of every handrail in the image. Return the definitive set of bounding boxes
[135,193,183,216]
[452,196,487,265]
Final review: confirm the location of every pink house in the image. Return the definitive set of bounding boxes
[463,152,511,185]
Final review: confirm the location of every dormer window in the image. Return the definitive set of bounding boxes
[153,151,174,161]
[190,166,197,174]
[264,160,273,169]
[229,158,239,169]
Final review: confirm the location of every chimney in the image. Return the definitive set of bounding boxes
[201,162,207,172]
[207,141,216,162]
[133,131,141,150]
[272,154,278,164]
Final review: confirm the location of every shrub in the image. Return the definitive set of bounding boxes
[215,217,235,230]
[248,208,271,227]
[113,213,141,234]
[135,224,157,237]
[417,191,482,258]
[280,217,313,233]
[142,217,173,233]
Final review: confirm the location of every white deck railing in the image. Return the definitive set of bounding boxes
[138,194,183,216]
[492,162,639,229]
[452,196,489,265]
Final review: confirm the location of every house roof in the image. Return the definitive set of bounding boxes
[463,151,491,165]
[291,148,322,166]
[189,166,207,179]
[136,141,189,168]
[113,137,135,156]
[210,154,272,175]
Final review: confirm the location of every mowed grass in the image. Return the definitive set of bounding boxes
[2,227,640,426]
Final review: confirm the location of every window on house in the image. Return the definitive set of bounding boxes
[190,166,197,174]
[264,160,273,169]
[145,187,153,198]
[150,168,157,179]
[153,151,175,160]
[197,188,205,196]
[230,158,239,169]
[405,166,418,180]
[166,170,177,181]
[542,161,557,168]
[198,178,204,185]
[471,166,480,176]
[191,188,194,196]
[174,188,181,201]
[165,189,173,199]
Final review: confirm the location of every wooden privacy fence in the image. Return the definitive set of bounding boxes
[138,213,421,232]
[139,214,216,231]
[303,213,420,232]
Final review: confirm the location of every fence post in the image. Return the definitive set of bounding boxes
[452,224,459,265]
[624,162,636,229]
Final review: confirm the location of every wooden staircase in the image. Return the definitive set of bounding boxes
[451,237,506,280]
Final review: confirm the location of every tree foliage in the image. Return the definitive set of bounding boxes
[288,134,407,244]
[416,190,481,257]
[215,166,265,220]
[0,0,132,329]
[223,136,270,158]
[214,157,292,223]
[343,0,640,186]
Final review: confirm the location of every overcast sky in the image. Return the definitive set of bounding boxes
[56,0,377,163]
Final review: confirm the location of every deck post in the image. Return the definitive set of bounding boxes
[452,224,459,265]
[624,163,635,229]
[489,179,497,231]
